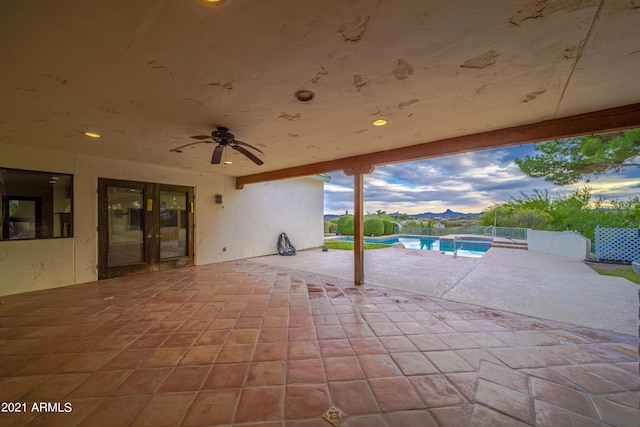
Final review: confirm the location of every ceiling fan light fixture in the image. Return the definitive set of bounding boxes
[372,119,388,126]
[84,131,101,138]
[295,89,315,102]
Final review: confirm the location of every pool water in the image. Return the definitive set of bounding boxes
[336,235,491,258]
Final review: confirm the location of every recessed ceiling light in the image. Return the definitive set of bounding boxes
[372,119,388,126]
[295,90,315,102]
[84,131,101,138]
[201,0,225,5]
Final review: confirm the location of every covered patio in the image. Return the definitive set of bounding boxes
[1,260,638,426]
[253,245,639,336]
[1,1,640,425]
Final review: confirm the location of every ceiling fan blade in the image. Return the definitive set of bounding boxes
[233,139,264,154]
[190,134,210,140]
[211,145,224,164]
[231,145,264,165]
[170,140,209,152]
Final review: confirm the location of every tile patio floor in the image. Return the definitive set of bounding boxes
[0,260,638,426]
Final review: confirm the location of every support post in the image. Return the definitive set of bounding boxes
[345,165,374,286]
[353,172,364,285]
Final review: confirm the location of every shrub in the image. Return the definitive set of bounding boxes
[403,219,425,228]
[364,218,384,236]
[510,208,551,229]
[336,216,354,235]
[382,220,395,235]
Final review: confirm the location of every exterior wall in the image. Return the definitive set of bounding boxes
[0,143,325,296]
[527,229,591,261]
[194,176,325,262]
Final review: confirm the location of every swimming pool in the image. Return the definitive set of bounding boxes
[336,235,492,258]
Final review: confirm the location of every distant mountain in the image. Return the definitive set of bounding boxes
[325,209,484,220]
[411,209,484,219]
[324,214,344,220]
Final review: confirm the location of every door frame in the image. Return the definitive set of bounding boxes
[97,178,194,279]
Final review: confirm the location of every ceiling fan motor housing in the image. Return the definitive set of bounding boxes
[212,128,234,141]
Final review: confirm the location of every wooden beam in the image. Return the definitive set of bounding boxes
[235,103,640,188]
[352,172,364,286]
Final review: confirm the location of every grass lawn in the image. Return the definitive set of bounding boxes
[585,262,639,284]
[323,239,390,250]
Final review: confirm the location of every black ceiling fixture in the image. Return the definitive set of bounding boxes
[170,127,264,165]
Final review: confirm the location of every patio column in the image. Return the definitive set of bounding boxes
[345,165,374,286]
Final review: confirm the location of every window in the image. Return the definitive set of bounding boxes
[0,168,73,240]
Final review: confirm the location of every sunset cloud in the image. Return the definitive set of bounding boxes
[324,144,640,214]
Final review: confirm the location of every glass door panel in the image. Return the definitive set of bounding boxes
[107,187,144,266]
[160,190,188,259]
[98,178,194,280]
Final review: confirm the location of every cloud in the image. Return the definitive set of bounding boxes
[324,144,639,214]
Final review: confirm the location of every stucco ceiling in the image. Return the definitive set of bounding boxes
[1,0,639,178]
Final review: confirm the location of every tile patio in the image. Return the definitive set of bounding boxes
[0,260,638,426]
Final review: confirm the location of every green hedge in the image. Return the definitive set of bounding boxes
[364,218,384,236]
[324,220,338,234]
[336,216,354,235]
[336,217,396,236]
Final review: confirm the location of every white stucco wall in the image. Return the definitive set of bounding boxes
[527,229,591,260]
[0,143,325,296]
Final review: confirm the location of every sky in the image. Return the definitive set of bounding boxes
[323,143,640,215]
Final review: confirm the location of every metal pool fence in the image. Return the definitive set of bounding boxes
[399,225,527,240]
[482,226,528,240]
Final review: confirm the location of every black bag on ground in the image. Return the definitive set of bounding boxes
[277,232,297,256]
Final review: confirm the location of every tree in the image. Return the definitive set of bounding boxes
[515,129,640,185]
[479,186,640,242]
[367,210,394,222]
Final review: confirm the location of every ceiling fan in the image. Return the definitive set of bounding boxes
[170,127,264,165]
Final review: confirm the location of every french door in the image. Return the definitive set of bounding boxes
[98,178,194,279]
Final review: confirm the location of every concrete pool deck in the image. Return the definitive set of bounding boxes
[252,246,639,336]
